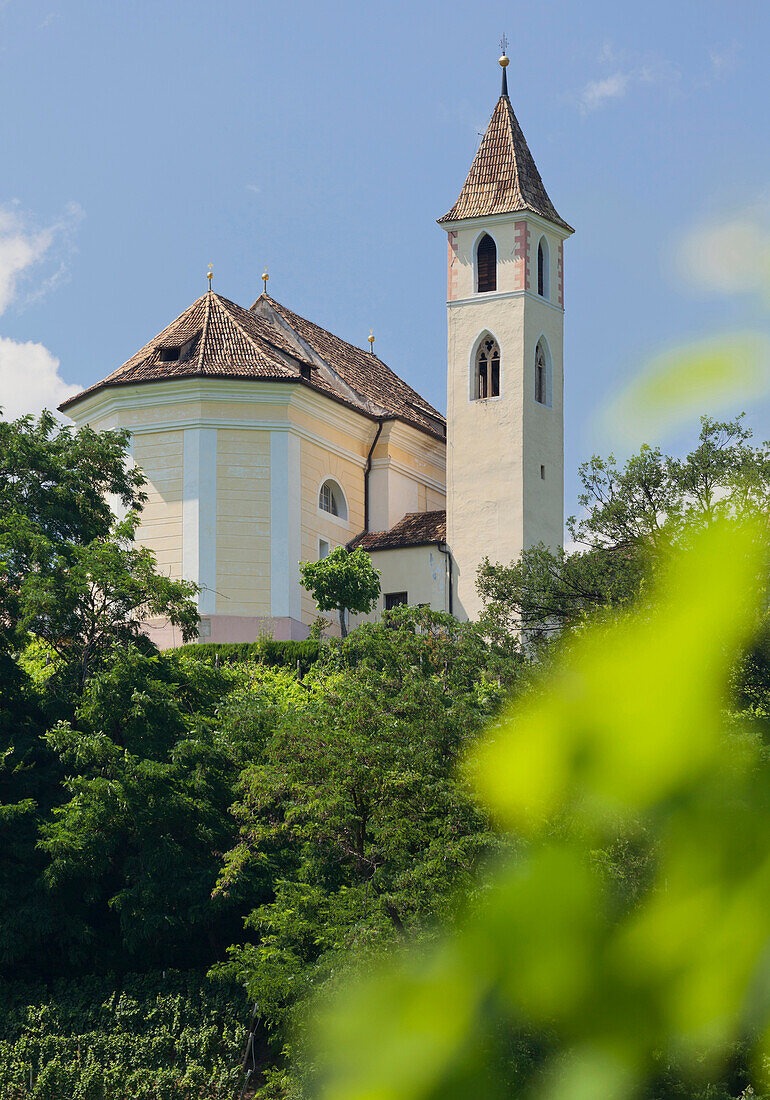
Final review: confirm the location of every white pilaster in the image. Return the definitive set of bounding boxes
[183,427,217,614]
[270,428,302,620]
[109,433,135,524]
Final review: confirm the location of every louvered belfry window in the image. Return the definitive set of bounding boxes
[476,234,497,293]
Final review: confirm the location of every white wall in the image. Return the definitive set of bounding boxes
[444,213,568,621]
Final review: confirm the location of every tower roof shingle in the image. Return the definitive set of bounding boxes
[438,93,572,231]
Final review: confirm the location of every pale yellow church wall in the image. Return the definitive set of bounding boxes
[215,428,271,617]
[131,430,184,576]
[351,545,449,629]
[298,436,365,625]
[368,421,446,532]
[290,405,372,462]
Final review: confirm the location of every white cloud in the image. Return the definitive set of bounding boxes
[674,204,770,298]
[579,72,631,113]
[578,42,682,114]
[0,202,83,419]
[709,41,740,78]
[0,207,53,314]
[0,336,80,419]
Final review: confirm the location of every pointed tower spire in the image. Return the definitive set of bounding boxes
[438,51,572,232]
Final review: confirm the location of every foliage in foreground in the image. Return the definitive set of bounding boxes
[0,971,246,1100]
[308,520,770,1100]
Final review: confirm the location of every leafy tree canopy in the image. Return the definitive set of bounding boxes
[214,607,519,1058]
[299,546,380,636]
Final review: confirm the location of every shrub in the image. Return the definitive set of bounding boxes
[173,639,321,675]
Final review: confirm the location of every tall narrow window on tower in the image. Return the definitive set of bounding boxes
[537,237,550,299]
[535,338,550,405]
[476,234,497,293]
[475,336,501,399]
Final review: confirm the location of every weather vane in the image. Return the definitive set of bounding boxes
[499,33,508,55]
[207,263,213,290]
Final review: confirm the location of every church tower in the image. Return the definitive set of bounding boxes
[439,48,574,621]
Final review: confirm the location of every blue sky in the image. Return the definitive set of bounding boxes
[0,0,768,513]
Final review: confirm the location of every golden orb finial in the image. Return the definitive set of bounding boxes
[207,263,213,289]
[499,53,509,68]
[262,268,269,292]
[368,329,375,354]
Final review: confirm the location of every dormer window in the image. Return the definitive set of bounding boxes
[157,334,198,364]
[476,234,497,293]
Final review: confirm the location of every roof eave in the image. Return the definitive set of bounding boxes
[59,374,446,441]
[437,207,575,236]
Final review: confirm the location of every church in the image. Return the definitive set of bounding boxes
[60,51,572,645]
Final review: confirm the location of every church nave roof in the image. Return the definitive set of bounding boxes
[60,289,445,441]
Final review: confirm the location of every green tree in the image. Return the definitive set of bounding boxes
[20,513,199,687]
[0,411,145,649]
[214,607,519,1078]
[478,414,770,641]
[307,519,770,1100]
[299,546,380,637]
[38,647,256,971]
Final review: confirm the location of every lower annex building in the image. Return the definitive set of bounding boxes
[60,52,572,643]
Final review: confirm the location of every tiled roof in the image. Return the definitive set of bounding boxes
[438,93,572,231]
[252,294,445,439]
[348,509,447,551]
[60,291,446,441]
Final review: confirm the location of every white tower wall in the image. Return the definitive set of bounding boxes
[445,215,568,620]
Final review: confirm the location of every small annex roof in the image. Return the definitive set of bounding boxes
[348,509,447,552]
[60,290,446,441]
[438,85,572,232]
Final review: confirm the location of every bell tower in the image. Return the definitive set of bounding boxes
[439,47,574,621]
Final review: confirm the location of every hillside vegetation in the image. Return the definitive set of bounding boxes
[2,411,770,1097]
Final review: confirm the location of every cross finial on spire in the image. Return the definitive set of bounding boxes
[498,34,510,98]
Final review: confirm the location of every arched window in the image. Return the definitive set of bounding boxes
[318,479,348,521]
[537,237,550,299]
[535,338,551,406]
[474,336,500,400]
[476,234,497,294]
